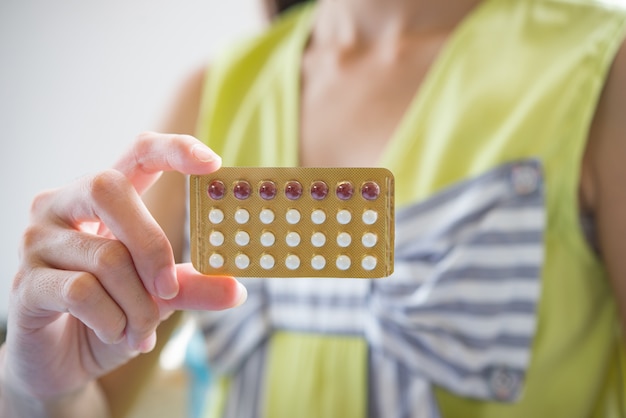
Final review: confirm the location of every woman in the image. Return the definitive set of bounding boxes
[1,0,625,416]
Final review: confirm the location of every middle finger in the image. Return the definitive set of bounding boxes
[36,227,161,350]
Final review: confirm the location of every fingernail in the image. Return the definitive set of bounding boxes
[156,268,179,300]
[191,144,220,163]
[234,282,247,307]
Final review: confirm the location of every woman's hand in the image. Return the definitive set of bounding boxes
[2,132,246,410]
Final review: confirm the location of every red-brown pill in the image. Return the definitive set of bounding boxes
[259,181,277,200]
[234,180,252,200]
[208,180,226,200]
[361,181,380,201]
[311,181,329,200]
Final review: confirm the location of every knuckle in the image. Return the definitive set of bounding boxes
[133,132,163,160]
[89,169,128,204]
[131,303,160,335]
[135,131,156,144]
[134,132,153,155]
[62,271,100,307]
[19,225,46,257]
[91,240,132,273]
[9,268,43,325]
[29,189,56,216]
[171,133,193,146]
[105,311,128,343]
[11,268,30,296]
[131,133,160,174]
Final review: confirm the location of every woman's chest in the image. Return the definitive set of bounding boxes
[297,37,447,168]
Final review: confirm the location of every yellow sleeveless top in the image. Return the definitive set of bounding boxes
[196,1,626,416]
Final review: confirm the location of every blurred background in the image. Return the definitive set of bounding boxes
[0,1,265,415]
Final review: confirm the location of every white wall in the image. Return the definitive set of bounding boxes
[0,0,266,319]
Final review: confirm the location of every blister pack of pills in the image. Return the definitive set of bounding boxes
[190,167,395,278]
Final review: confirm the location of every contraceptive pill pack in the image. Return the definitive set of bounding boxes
[190,167,394,278]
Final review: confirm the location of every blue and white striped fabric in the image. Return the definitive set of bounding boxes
[199,159,546,417]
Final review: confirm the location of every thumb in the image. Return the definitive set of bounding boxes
[158,263,247,313]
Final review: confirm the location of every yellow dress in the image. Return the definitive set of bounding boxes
[195,1,626,416]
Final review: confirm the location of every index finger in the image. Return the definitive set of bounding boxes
[108,132,223,297]
[113,132,222,195]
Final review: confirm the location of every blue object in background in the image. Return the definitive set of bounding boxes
[184,327,212,418]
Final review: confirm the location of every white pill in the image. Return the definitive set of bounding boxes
[311,232,326,247]
[336,209,352,225]
[362,232,378,248]
[259,208,275,224]
[286,209,301,224]
[235,230,250,246]
[311,209,326,224]
[208,208,224,224]
[362,210,378,225]
[285,254,301,270]
[209,231,224,246]
[311,255,326,270]
[260,231,275,247]
[337,232,352,247]
[336,255,351,270]
[361,255,377,271]
[234,208,250,224]
[260,254,275,269]
[209,253,224,268]
[235,253,250,269]
[286,232,301,247]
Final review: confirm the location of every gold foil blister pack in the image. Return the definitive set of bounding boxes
[190,167,394,278]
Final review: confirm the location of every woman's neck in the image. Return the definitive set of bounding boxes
[311,0,482,47]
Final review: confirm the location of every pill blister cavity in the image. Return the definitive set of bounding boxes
[259,181,277,200]
[260,254,275,269]
[337,232,352,247]
[260,231,276,247]
[208,208,224,224]
[361,181,380,201]
[235,253,250,269]
[311,255,326,270]
[285,254,301,270]
[311,209,326,224]
[336,255,351,270]
[259,208,275,224]
[233,180,252,200]
[286,208,301,224]
[336,181,354,200]
[235,230,250,246]
[208,180,226,200]
[286,231,301,247]
[362,232,378,248]
[235,208,250,224]
[285,181,303,200]
[362,255,377,271]
[336,209,352,224]
[209,253,224,268]
[311,232,326,247]
[311,181,329,200]
[362,209,378,225]
[209,230,224,246]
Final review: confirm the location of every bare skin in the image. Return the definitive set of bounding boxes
[300,0,482,167]
[0,0,624,416]
[581,39,626,331]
